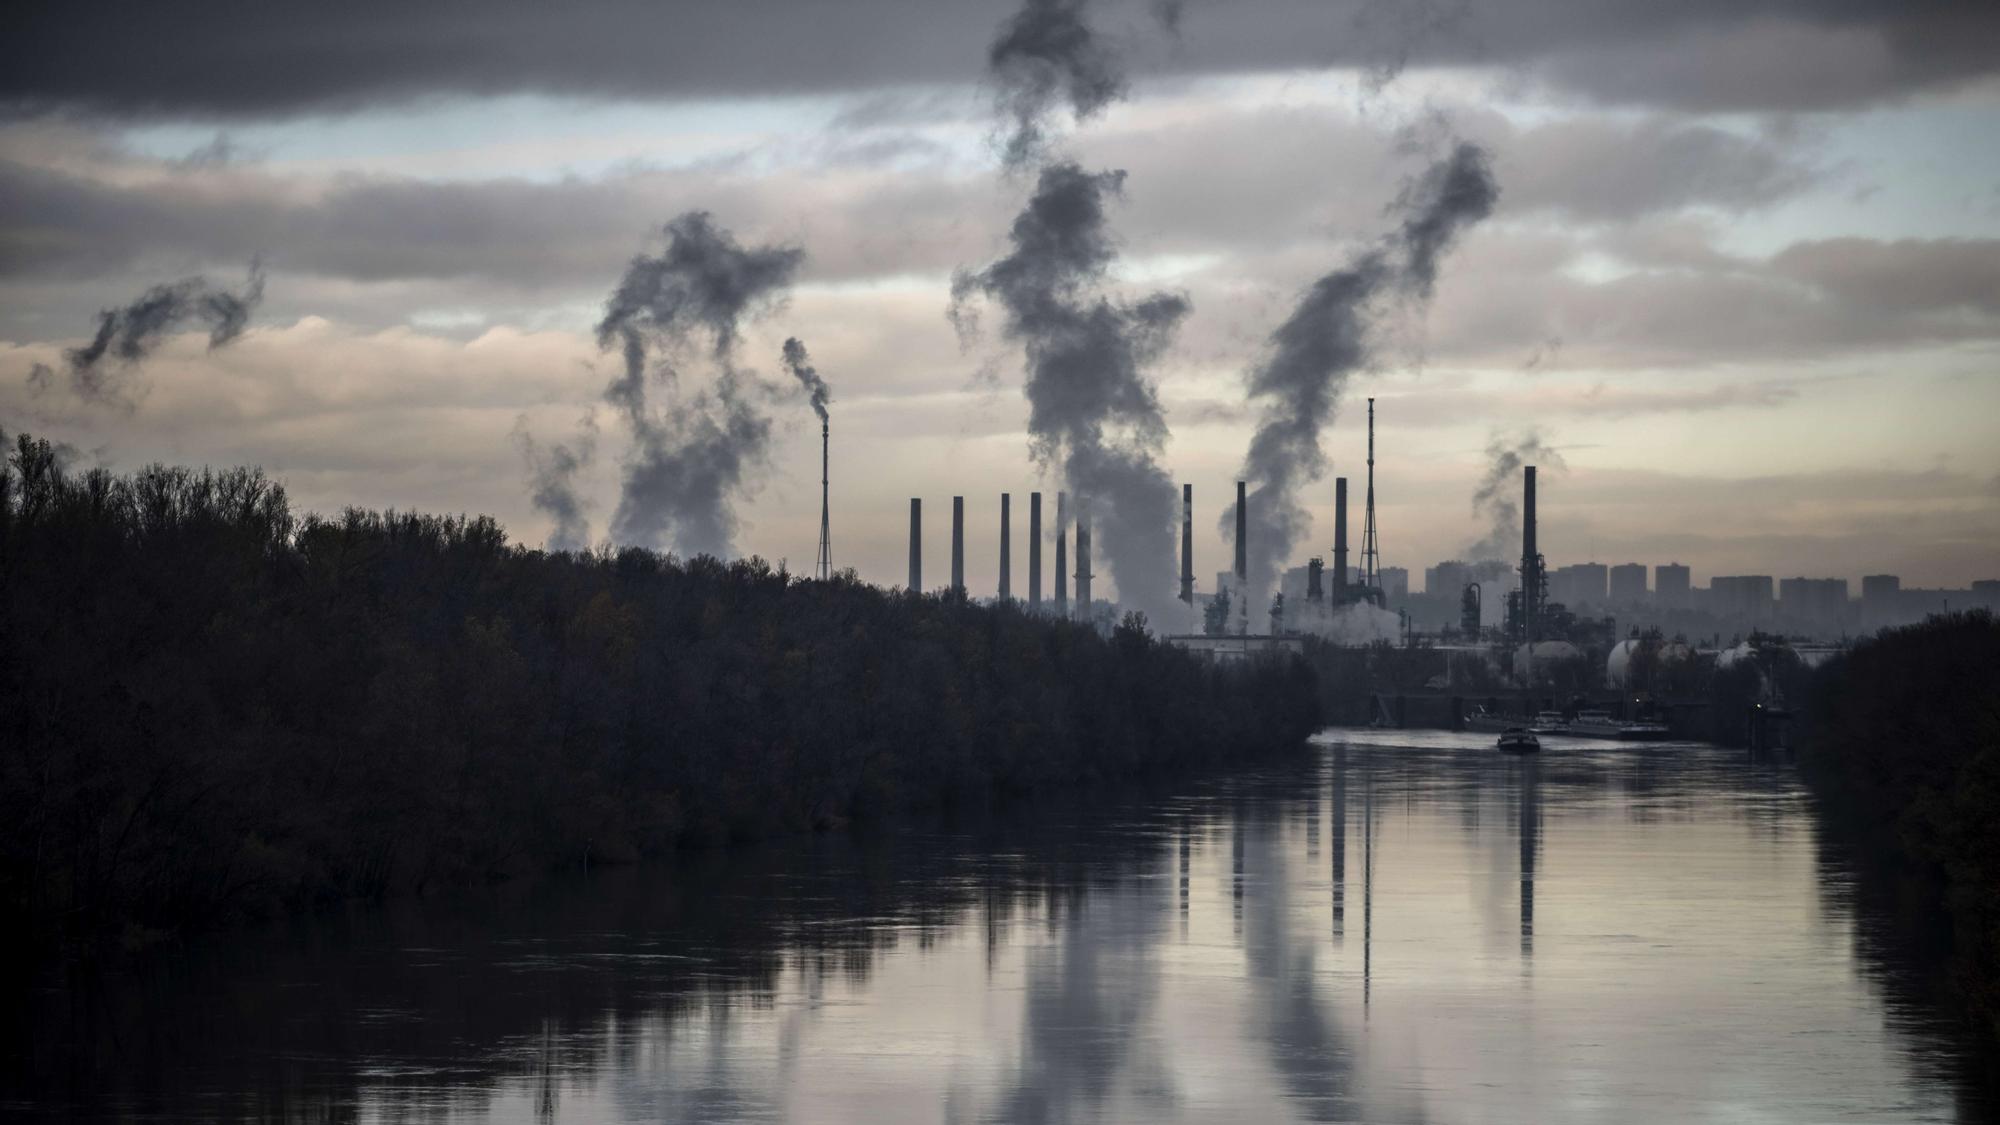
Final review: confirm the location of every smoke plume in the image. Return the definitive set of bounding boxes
[780,337,831,423]
[952,162,1189,625]
[512,412,599,552]
[593,212,802,558]
[1467,429,1564,563]
[29,262,265,405]
[1229,141,1497,612]
[988,0,1125,169]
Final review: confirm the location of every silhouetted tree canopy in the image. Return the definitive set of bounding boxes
[0,430,1320,952]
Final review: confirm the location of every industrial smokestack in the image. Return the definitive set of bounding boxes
[1076,501,1093,623]
[1522,465,1538,639]
[1180,483,1194,605]
[1234,480,1248,583]
[1055,491,1068,614]
[952,496,965,594]
[1030,491,1043,607]
[1308,557,1324,602]
[909,498,922,592]
[1334,477,1349,602]
[999,493,1012,600]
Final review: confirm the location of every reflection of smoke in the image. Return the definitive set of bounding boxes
[1467,430,1563,562]
[988,882,1170,1122]
[1228,143,1497,613]
[951,164,1188,626]
[31,262,265,406]
[512,412,599,552]
[988,0,1126,168]
[780,337,831,423]
[593,213,802,558]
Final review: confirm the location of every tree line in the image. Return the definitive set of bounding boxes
[1800,610,2000,1036]
[0,431,1321,953]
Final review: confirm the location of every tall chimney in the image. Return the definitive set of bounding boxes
[1029,491,1043,608]
[1308,557,1324,602]
[908,498,921,591]
[1234,480,1248,584]
[951,496,965,594]
[1334,477,1349,602]
[1180,483,1194,605]
[1522,465,1538,640]
[998,493,1011,600]
[1054,491,1068,613]
[1075,501,1093,623]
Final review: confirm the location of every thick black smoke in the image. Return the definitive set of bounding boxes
[988,0,1125,169]
[29,262,265,405]
[512,412,599,552]
[593,213,802,559]
[952,163,1188,624]
[780,337,831,423]
[1467,429,1564,562]
[1230,142,1497,607]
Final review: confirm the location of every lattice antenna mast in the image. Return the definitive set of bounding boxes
[815,418,832,581]
[1359,397,1382,605]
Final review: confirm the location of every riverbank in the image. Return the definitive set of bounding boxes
[0,432,1322,955]
[1799,610,2000,1037]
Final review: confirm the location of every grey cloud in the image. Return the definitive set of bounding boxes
[7,0,1993,117]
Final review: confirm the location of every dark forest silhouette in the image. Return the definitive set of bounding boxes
[0,431,1320,952]
[1802,610,2000,1037]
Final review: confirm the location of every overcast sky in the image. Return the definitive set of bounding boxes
[5,0,1997,609]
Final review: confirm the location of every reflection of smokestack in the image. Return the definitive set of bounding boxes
[1334,477,1349,601]
[909,498,922,591]
[952,496,965,593]
[1054,491,1068,613]
[1075,502,1093,622]
[999,493,1011,600]
[1030,491,1043,607]
[1180,483,1194,605]
[1234,480,1248,583]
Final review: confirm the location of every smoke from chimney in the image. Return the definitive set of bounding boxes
[987,0,1126,169]
[1224,141,1498,614]
[511,411,599,551]
[1467,429,1564,563]
[31,261,265,406]
[951,165,1188,628]
[780,336,831,423]
[594,212,803,559]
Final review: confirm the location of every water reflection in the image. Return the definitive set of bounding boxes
[7,734,1993,1123]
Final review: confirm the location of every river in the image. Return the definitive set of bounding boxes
[9,731,1995,1123]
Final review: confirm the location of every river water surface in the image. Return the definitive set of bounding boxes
[11,732,1995,1122]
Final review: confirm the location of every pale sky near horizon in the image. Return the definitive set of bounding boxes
[5,0,1998,600]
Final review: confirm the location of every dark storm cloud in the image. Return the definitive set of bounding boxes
[7,0,1995,117]
[28,262,264,405]
[1230,142,1496,602]
[593,213,802,559]
[951,163,1189,622]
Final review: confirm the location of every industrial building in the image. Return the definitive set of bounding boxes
[1654,563,1691,609]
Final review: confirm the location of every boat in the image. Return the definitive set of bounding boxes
[1464,707,1523,734]
[1565,708,1672,741]
[1497,728,1540,754]
[1528,710,1570,735]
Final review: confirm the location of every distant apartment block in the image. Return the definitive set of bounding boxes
[1609,563,1648,603]
[1710,575,1775,620]
[1655,563,1691,609]
[1549,562,1608,608]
